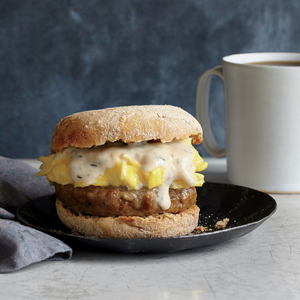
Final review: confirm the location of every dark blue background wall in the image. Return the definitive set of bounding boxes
[1,0,300,158]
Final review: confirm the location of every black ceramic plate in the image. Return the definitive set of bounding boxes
[16,182,276,253]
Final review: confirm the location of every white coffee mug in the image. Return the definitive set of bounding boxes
[196,52,300,193]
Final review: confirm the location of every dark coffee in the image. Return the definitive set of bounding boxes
[248,61,300,66]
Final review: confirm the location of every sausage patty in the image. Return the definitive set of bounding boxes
[54,183,197,217]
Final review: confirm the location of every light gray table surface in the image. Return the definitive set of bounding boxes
[1,158,299,300]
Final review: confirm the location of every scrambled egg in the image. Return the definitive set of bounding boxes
[36,140,207,190]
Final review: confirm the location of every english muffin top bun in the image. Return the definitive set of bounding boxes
[50,105,204,153]
[36,105,207,239]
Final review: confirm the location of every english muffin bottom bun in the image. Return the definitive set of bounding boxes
[36,105,207,238]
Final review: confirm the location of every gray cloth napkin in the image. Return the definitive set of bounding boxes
[0,157,72,273]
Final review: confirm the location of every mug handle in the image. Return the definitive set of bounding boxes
[195,66,226,158]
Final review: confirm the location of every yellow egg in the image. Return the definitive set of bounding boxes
[148,167,164,189]
[36,141,207,190]
[96,164,123,187]
[120,160,139,190]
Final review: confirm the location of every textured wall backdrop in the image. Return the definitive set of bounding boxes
[1,0,300,158]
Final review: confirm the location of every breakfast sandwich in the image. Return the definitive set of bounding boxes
[36,105,207,238]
